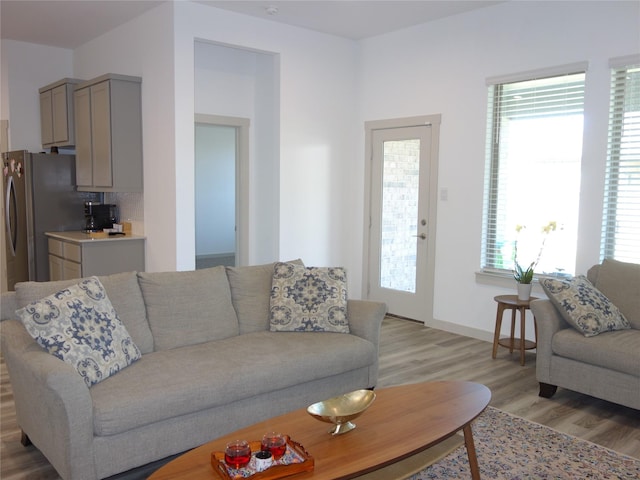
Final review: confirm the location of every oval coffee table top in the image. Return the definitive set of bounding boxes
[149,380,491,480]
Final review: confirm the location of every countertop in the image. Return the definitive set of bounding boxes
[45,231,146,244]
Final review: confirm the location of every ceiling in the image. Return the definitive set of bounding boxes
[0,1,166,49]
[200,1,504,40]
[1,0,503,49]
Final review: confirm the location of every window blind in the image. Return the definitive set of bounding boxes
[482,70,586,276]
[601,60,640,263]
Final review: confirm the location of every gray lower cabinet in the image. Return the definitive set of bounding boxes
[47,236,145,281]
[74,74,143,192]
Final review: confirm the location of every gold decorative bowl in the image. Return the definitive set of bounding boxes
[306,389,376,435]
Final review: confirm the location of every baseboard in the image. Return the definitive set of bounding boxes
[196,253,234,260]
[427,318,495,343]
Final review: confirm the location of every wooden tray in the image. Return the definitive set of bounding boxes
[211,435,314,480]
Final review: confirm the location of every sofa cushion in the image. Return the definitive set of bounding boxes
[16,277,141,387]
[540,275,630,337]
[137,267,239,351]
[15,271,154,354]
[226,260,303,334]
[270,263,349,333]
[90,331,376,436]
[552,327,640,376]
[594,259,640,330]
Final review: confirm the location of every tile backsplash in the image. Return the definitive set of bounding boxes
[104,192,144,235]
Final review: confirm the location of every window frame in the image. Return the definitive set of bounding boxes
[481,63,588,279]
[600,55,640,263]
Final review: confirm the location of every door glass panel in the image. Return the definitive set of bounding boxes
[380,139,420,292]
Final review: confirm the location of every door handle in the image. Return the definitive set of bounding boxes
[413,233,426,240]
[5,175,17,256]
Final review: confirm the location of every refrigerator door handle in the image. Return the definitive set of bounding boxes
[5,175,17,257]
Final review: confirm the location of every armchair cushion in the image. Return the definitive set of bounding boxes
[540,275,630,337]
[552,327,640,376]
[594,259,640,329]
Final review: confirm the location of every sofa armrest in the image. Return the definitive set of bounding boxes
[530,299,571,384]
[347,299,387,347]
[1,319,96,480]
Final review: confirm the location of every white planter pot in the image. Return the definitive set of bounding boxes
[516,283,533,301]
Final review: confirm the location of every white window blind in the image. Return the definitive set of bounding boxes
[601,58,640,263]
[482,69,586,277]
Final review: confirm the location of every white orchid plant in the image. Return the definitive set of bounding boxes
[513,221,557,284]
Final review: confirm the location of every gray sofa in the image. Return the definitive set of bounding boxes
[0,262,386,480]
[531,259,640,410]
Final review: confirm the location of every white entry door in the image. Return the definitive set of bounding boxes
[364,116,440,322]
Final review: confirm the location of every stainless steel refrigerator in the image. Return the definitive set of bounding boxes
[2,150,99,289]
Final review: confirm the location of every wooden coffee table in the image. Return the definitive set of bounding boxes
[148,381,491,480]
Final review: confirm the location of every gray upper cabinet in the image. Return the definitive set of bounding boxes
[74,74,143,192]
[39,78,83,148]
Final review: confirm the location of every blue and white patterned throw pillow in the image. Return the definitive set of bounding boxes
[16,277,141,387]
[540,275,630,337]
[270,262,349,333]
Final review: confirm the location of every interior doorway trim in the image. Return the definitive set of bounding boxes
[195,113,250,266]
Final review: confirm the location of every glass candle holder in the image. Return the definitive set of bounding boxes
[224,440,251,468]
[261,432,286,460]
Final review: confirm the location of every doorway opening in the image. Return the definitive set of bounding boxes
[195,114,250,269]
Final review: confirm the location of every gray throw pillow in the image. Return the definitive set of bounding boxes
[270,262,349,333]
[16,277,141,387]
[540,275,630,337]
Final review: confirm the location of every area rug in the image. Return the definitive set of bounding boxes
[409,406,640,480]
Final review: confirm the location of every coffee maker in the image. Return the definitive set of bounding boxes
[84,202,118,232]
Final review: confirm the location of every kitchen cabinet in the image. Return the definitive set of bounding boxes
[48,237,83,281]
[74,74,143,192]
[39,78,83,148]
[47,232,145,281]
[48,254,64,280]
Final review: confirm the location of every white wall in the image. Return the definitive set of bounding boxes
[194,41,279,263]
[69,1,358,280]
[195,42,258,117]
[0,40,75,292]
[173,2,359,275]
[252,53,280,263]
[3,1,637,340]
[358,0,640,339]
[73,2,177,272]
[0,40,73,152]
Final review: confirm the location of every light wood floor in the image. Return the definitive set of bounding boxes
[1,316,639,480]
[377,316,640,459]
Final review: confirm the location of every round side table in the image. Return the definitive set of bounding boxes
[491,295,538,366]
